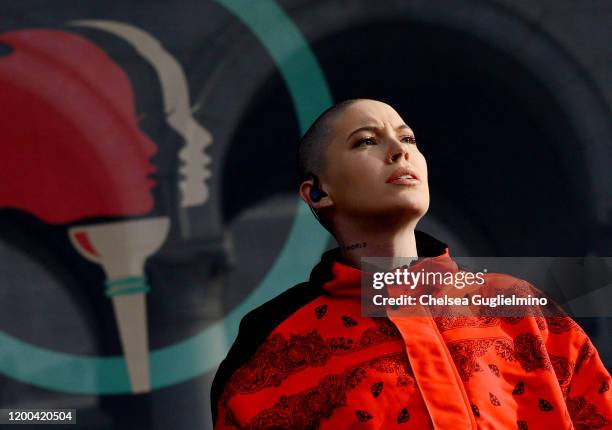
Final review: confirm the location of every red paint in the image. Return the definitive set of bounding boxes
[0,29,157,223]
[72,231,99,258]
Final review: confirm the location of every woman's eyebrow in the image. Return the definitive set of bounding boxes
[346,124,413,141]
[396,124,413,134]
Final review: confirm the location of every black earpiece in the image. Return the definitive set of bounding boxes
[309,174,328,202]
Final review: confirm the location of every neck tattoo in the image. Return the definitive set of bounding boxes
[342,242,367,251]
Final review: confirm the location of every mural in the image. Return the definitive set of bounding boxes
[0,0,332,397]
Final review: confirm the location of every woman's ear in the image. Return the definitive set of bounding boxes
[299,178,333,210]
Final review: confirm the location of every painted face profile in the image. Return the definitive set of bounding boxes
[0,29,157,224]
[70,20,213,209]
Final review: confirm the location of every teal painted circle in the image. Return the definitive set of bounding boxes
[0,0,333,394]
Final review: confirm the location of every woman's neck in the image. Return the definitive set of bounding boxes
[333,214,419,269]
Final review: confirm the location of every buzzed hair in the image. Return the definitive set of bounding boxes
[296,98,365,185]
[296,98,370,236]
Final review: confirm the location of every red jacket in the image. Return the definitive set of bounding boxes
[211,230,611,429]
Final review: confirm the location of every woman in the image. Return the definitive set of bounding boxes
[211,98,611,429]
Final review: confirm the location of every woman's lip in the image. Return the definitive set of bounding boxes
[145,163,157,174]
[387,177,421,185]
[386,167,420,182]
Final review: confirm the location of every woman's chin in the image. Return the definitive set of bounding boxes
[340,193,429,219]
[360,203,427,220]
[390,194,429,211]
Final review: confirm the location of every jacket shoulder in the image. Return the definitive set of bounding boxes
[239,281,320,327]
[210,281,325,426]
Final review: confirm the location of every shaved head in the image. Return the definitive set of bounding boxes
[296,98,365,184]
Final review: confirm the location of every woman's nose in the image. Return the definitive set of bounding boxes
[387,138,409,162]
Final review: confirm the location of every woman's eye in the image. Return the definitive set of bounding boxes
[401,136,417,145]
[355,138,376,147]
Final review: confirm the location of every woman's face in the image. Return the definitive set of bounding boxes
[321,99,430,222]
